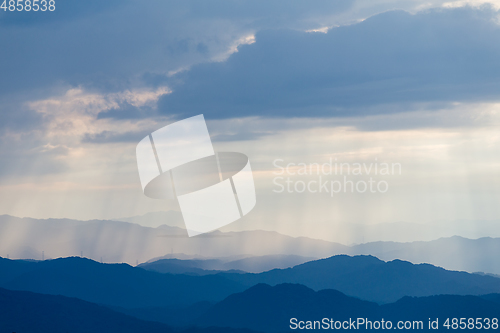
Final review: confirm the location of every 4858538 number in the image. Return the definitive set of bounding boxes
[1,0,55,11]
[443,318,499,330]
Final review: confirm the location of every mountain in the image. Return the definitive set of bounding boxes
[222,215,500,243]
[122,212,500,244]
[480,293,500,304]
[117,210,186,229]
[4,258,500,333]
[0,256,246,308]
[221,255,500,303]
[0,257,40,284]
[137,258,244,275]
[0,287,174,333]
[198,283,378,332]
[139,255,316,274]
[221,255,316,273]
[4,214,500,276]
[196,283,500,332]
[0,287,259,333]
[5,254,500,308]
[114,301,215,327]
[349,236,500,274]
[383,293,500,317]
[0,214,186,264]
[0,215,347,265]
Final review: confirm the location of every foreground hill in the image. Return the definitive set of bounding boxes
[0,287,174,333]
[0,287,259,333]
[198,283,377,332]
[0,287,173,333]
[196,284,500,332]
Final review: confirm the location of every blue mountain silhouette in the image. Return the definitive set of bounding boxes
[139,254,315,274]
[219,254,500,303]
[0,287,258,333]
[3,254,500,309]
[196,283,500,332]
[0,256,246,308]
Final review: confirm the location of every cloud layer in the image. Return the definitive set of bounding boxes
[2,0,500,229]
[159,6,500,119]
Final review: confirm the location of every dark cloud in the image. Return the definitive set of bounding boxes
[0,0,353,97]
[0,0,355,137]
[158,6,500,119]
[182,0,353,25]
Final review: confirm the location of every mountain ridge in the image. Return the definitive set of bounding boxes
[3,254,500,306]
[3,214,500,275]
[195,283,500,332]
[220,254,500,303]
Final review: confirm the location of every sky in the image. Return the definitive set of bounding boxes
[1,0,500,242]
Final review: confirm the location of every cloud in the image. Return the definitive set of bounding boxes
[0,87,170,181]
[0,0,492,126]
[0,0,361,136]
[158,6,500,119]
[0,134,69,180]
[3,0,500,224]
[81,130,150,144]
[0,0,355,98]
